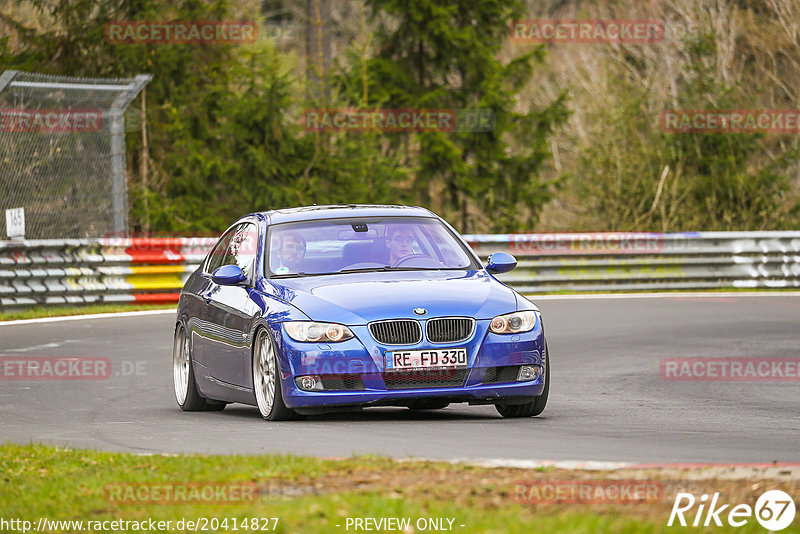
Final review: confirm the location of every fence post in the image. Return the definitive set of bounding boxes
[1,71,153,239]
[0,70,17,93]
[110,74,153,236]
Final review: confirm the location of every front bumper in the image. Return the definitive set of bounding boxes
[268,318,546,409]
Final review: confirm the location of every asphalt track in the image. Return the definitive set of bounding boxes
[1,294,798,464]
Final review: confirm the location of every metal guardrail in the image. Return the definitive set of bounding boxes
[1,232,799,308]
[467,231,800,292]
[0,238,215,308]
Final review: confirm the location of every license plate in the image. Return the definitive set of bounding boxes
[384,348,468,371]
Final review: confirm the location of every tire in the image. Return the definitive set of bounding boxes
[173,324,224,411]
[252,328,302,421]
[407,398,451,410]
[495,341,550,418]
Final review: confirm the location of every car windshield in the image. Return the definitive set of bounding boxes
[266,217,477,277]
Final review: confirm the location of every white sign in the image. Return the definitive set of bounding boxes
[5,207,25,239]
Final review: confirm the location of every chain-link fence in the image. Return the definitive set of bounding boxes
[0,71,151,239]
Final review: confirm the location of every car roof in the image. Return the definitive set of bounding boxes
[251,204,436,225]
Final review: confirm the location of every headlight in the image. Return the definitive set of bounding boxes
[283,321,354,343]
[489,311,537,334]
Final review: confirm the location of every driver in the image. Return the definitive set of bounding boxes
[275,231,306,273]
[385,225,415,265]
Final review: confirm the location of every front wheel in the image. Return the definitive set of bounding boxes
[252,329,301,421]
[495,341,550,418]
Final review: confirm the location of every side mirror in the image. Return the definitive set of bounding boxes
[486,252,517,274]
[212,265,247,286]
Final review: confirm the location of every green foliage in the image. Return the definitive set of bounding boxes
[359,0,570,233]
[2,0,294,233]
[574,30,799,232]
[9,0,791,235]
[9,0,544,234]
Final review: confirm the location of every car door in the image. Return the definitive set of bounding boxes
[188,226,235,379]
[202,222,259,387]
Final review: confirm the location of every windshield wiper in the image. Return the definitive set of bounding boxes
[270,271,333,279]
[272,266,471,278]
[336,266,394,274]
[337,266,468,274]
[272,268,395,278]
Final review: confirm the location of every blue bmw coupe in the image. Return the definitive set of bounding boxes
[173,205,549,420]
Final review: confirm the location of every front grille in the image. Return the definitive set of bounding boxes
[381,369,468,390]
[481,365,521,384]
[426,317,475,343]
[319,374,365,391]
[369,320,422,345]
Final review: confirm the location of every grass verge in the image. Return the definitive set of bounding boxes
[1,444,798,533]
[0,303,175,322]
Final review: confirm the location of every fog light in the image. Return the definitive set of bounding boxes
[296,375,323,391]
[517,365,541,381]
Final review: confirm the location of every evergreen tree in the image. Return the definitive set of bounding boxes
[358,0,569,232]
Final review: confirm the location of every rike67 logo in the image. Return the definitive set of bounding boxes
[668,490,796,530]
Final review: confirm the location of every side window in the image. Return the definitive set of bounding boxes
[226,223,259,279]
[205,226,237,274]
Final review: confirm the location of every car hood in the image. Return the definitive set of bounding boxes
[268,270,517,325]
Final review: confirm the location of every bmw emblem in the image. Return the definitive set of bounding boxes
[413,308,427,315]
